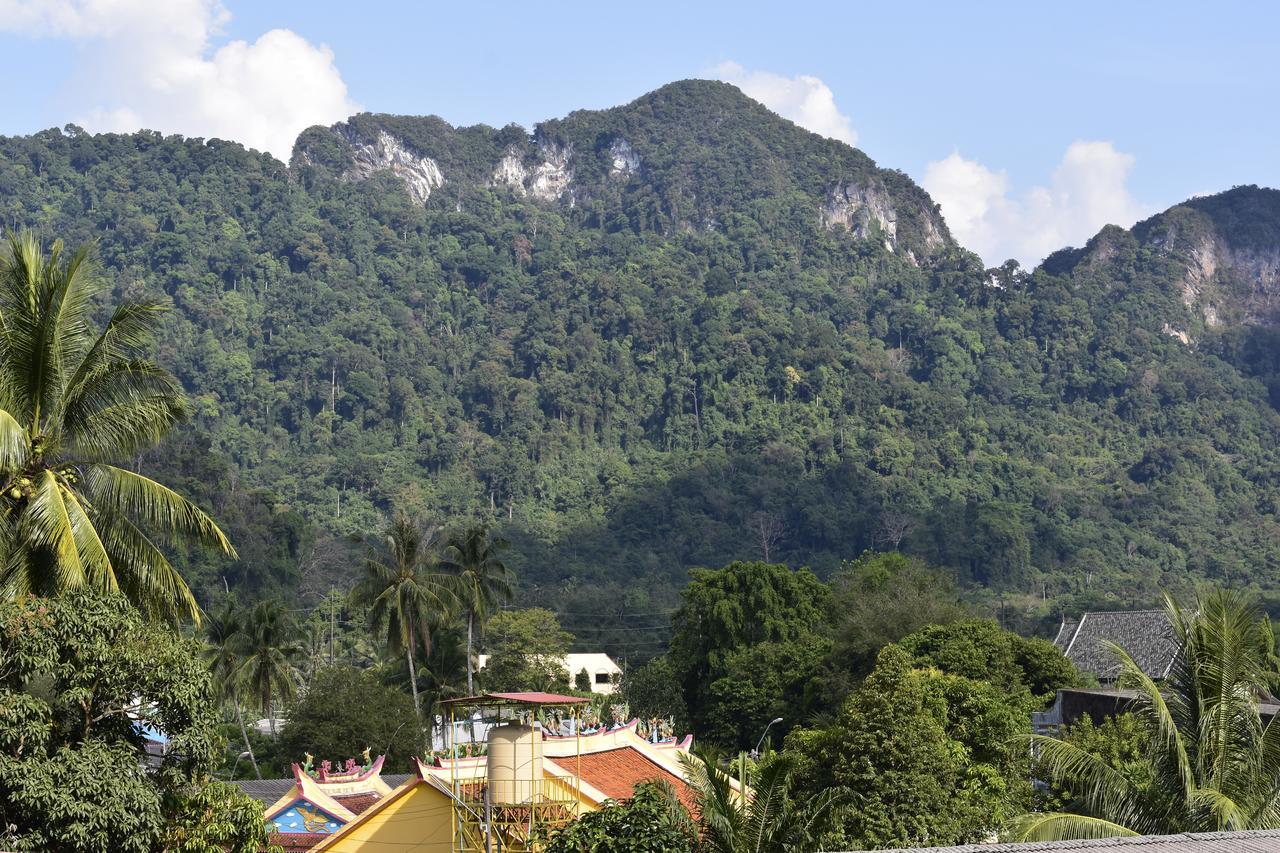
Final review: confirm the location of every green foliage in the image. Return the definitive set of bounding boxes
[680,749,847,853]
[668,561,829,748]
[574,667,591,692]
[1013,590,1280,840]
[0,231,234,623]
[620,655,688,729]
[0,592,270,852]
[278,665,419,773]
[816,551,972,709]
[350,514,454,734]
[481,608,574,692]
[784,644,1028,849]
[900,619,1081,703]
[545,781,697,853]
[6,95,1279,636]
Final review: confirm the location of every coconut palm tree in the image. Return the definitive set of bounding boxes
[679,749,847,853]
[440,524,512,696]
[203,601,260,779]
[0,231,233,623]
[1012,589,1280,841]
[236,599,302,738]
[351,514,455,743]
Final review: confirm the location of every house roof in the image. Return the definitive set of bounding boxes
[1054,610,1178,681]
[550,746,699,815]
[231,774,412,805]
[864,829,1280,852]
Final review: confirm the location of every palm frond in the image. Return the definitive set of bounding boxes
[1008,812,1140,842]
[0,408,29,471]
[83,464,234,555]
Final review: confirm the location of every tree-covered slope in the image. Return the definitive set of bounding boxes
[1,81,1278,646]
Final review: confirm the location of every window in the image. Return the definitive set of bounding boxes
[595,672,611,684]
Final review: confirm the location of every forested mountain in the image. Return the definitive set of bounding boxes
[2,79,1279,649]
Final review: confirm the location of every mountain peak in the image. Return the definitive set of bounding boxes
[290,80,953,261]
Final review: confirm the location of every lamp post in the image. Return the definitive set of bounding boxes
[753,717,784,758]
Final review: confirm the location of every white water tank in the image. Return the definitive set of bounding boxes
[486,723,544,804]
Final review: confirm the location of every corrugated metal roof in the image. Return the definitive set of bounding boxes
[863,829,1280,852]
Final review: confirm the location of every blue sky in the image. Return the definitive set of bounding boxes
[0,0,1275,265]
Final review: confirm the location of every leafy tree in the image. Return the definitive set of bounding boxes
[202,600,260,779]
[784,644,1023,849]
[679,749,846,853]
[545,781,696,853]
[1013,590,1280,840]
[574,667,591,692]
[620,656,688,729]
[817,551,971,709]
[0,591,270,852]
[0,231,233,622]
[278,666,419,773]
[900,619,1081,702]
[440,523,513,696]
[236,599,302,738]
[350,514,454,739]
[481,608,573,692]
[668,561,829,745]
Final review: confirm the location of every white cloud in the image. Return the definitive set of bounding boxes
[713,61,857,145]
[0,0,357,161]
[922,141,1150,267]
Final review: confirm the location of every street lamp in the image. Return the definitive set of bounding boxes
[753,717,784,757]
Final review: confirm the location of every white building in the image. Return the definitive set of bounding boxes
[475,652,623,695]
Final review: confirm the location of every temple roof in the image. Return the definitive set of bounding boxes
[1053,609,1178,681]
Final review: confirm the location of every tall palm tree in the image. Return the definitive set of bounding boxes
[679,750,847,853]
[236,599,302,738]
[0,231,233,622]
[351,514,455,743]
[440,524,512,696]
[1012,589,1280,841]
[202,601,260,779]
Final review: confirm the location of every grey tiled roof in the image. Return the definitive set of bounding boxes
[230,773,413,803]
[863,828,1280,852]
[1053,610,1178,682]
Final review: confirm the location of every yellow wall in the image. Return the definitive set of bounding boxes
[313,782,455,853]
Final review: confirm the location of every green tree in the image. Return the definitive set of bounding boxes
[784,644,1021,849]
[1013,590,1280,841]
[0,591,270,852]
[350,514,454,740]
[236,599,302,738]
[440,523,513,696]
[620,656,688,729]
[900,618,1081,701]
[545,781,697,853]
[278,666,419,772]
[0,231,234,622]
[825,551,970,675]
[679,749,846,853]
[667,561,829,745]
[202,600,260,779]
[481,608,574,692]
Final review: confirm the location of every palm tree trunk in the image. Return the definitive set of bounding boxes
[234,696,262,780]
[466,610,475,696]
[406,639,424,751]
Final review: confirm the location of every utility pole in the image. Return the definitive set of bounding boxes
[329,596,336,667]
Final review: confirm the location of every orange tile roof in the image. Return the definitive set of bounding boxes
[557,747,698,816]
[269,831,332,852]
[331,792,382,815]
